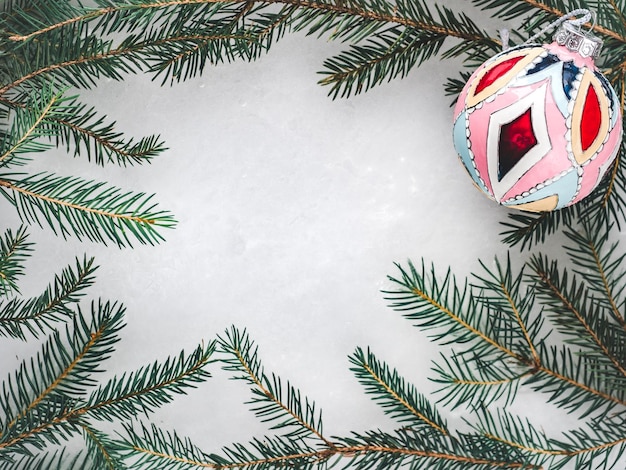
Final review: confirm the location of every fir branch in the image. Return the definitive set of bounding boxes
[385,259,569,412]
[0,0,502,101]
[2,301,124,435]
[385,260,525,360]
[563,220,626,329]
[606,0,626,34]
[431,351,529,410]
[0,25,141,96]
[213,436,330,469]
[550,419,626,469]
[84,342,215,421]
[43,300,124,398]
[139,30,264,84]
[476,410,626,469]
[0,449,90,470]
[80,423,126,470]
[285,0,498,46]
[0,172,176,247]
[526,343,626,417]
[335,430,543,469]
[520,0,626,42]
[529,254,626,377]
[217,326,330,446]
[474,0,626,42]
[472,409,556,467]
[0,4,262,96]
[0,226,32,295]
[0,0,84,42]
[471,0,547,22]
[349,346,448,435]
[121,422,214,469]
[0,394,81,454]
[0,86,62,168]
[5,1,215,43]
[6,0,496,45]
[208,438,543,469]
[0,342,214,456]
[44,95,167,167]
[319,26,446,98]
[299,0,499,96]
[473,256,544,366]
[0,256,98,340]
[499,205,578,250]
[389,258,626,417]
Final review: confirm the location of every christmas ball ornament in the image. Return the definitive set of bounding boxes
[453,18,622,212]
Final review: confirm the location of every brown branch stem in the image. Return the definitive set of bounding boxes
[500,282,541,367]
[0,260,92,325]
[585,237,626,329]
[131,443,544,469]
[8,0,489,44]
[0,350,210,450]
[360,361,448,434]
[520,0,626,42]
[412,285,626,407]
[534,268,626,377]
[7,320,105,430]
[232,346,335,448]
[0,179,156,226]
[486,433,626,458]
[0,95,58,163]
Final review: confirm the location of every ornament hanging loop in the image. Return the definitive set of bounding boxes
[524,9,602,58]
[525,8,592,44]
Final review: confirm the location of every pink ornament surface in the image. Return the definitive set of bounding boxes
[453,42,622,212]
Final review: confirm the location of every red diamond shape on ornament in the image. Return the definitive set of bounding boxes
[487,83,552,201]
[498,108,538,181]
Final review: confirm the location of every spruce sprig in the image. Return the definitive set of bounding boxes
[0,226,31,295]
[0,300,126,441]
[529,253,626,372]
[0,256,97,339]
[44,96,167,167]
[217,326,327,444]
[349,346,448,434]
[121,422,213,470]
[0,5,177,246]
[0,86,60,167]
[0,450,90,470]
[0,80,175,247]
[133,326,553,469]
[0,228,216,468]
[85,343,214,422]
[81,424,127,470]
[562,219,626,327]
[0,172,175,247]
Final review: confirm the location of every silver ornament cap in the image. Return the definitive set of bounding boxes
[554,21,602,58]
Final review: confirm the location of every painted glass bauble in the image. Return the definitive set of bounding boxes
[453,25,622,212]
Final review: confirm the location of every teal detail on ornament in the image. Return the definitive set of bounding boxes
[502,168,578,209]
[514,61,571,118]
[608,78,620,130]
[454,112,488,192]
